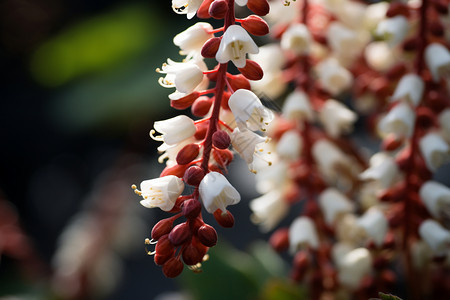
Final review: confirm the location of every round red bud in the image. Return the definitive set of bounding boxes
[433,0,448,14]
[151,218,174,241]
[155,234,174,255]
[154,251,174,266]
[162,257,184,278]
[169,222,192,247]
[403,37,418,52]
[212,130,231,149]
[228,74,251,91]
[238,60,264,81]
[293,251,310,271]
[197,0,214,18]
[176,144,200,165]
[194,120,209,140]
[240,15,269,36]
[386,2,410,18]
[386,63,407,80]
[197,224,218,247]
[183,165,205,186]
[220,91,231,110]
[429,21,444,37]
[170,92,199,110]
[269,228,289,252]
[182,199,202,219]
[213,209,235,228]
[192,96,213,117]
[209,0,228,19]
[381,134,404,151]
[201,37,221,58]
[416,107,436,129]
[247,0,270,16]
[160,164,189,178]
[182,243,204,265]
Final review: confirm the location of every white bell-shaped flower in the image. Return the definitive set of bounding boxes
[420,181,450,218]
[439,109,450,142]
[230,127,269,171]
[364,41,398,72]
[250,71,287,100]
[199,172,241,213]
[391,74,424,106]
[327,22,360,55]
[228,89,274,131]
[150,115,196,146]
[255,160,288,194]
[282,90,314,121]
[289,216,319,253]
[281,23,312,55]
[419,132,450,172]
[138,175,184,211]
[318,188,354,226]
[235,0,248,6]
[319,99,357,138]
[316,58,353,95]
[336,248,373,289]
[173,22,214,56]
[216,25,259,68]
[377,102,416,139]
[312,139,352,180]
[375,15,409,47]
[425,43,450,82]
[419,219,450,256]
[363,2,389,31]
[357,207,388,247]
[249,44,286,72]
[276,130,302,161]
[157,58,206,94]
[359,152,400,188]
[172,0,203,19]
[250,190,289,232]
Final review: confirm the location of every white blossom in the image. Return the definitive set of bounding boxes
[282,90,314,121]
[230,127,269,171]
[157,58,207,94]
[363,2,389,31]
[336,248,373,289]
[357,208,388,247]
[276,130,302,161]
[250,190,289,232]
[318,188,354,225]
[364,42,398,72]
[375,16,409,47]
[419,219,450,256]
[150,115,197,146]
[138,176,184,211]
[425,43,450,82]
[173,22,214,56]
[359,152,400,188]
[255,160,289,194]
[327,22,361,56]
[281,23,312,55]
[319,99,357,137]
[289,216,320,253]
[439,109,450,142]
[391,74,424,106]
[235,0,248,6]
[377,102,416,139]
[228,89,274,131]
[419,132,450,172]
[199,172,241,213]
[172,0,203,19]
[216,25,259,68]
[420,181,450,218]
[315,58,353,95]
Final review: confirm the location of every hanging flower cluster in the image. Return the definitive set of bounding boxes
[245,0,450,299]
[133,0,273,278]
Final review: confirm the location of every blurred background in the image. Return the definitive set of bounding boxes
[0,1,296,299]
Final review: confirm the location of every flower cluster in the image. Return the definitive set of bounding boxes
[133,0,273,278]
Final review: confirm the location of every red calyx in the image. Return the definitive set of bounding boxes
[381,134,404,151]
[201,37,221,58]
[182,199,202,219]
[197,0,214,19]
[212,130,231,149]
[209,0,228,19]
[195,120,209,140]
[176,143,200,165]
[183,165,205,186]
[213,148,234,167]
[155,234,174,255]
[197,224,218,247]
[160,164,189,178]
[213,209,235,228]
[269,228,290,252]
[386,2,410,18]
[170,92,199,110]
[162,257,184,278]
[169,222,192,247]
[240,15,269,36]
[192,96,213,117]
[182,243,204,265]
[151,218,174,241]
[228,74,251,91]
[238,60,264,81]
[247,0,270,16]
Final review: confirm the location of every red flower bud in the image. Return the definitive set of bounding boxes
[195,120,209,140]
[429,20,444,37]
[212,148,234,167]
[154,251,174,266]
[182,243,204,265]
[381,134,404,151]
[293,251,310,271]
[162,257,184,278]
[395,146,412,172]
[182,199,202,219]
[151,218,174,241]
[386,63,407,80]
[176,144,200,165]
[269,228,289,252]
[155,234,174,255]
[213,209,235,228]
[197,0,214,19]
[416,107,436,129]
[209,0,228,19]
[197,224,218,247]
[403,37,418,52]
[228,74,251,91]
[238,60,264,81]
[192,96,213,117]
[221,91,231,110]
[247,0,270,16]
[160,164,189,178]
[433,0,449,14]
[212,130,231,149]
[201,37,221,58]
[240,15,269,36]
[386,2,410,18]
[169,222,192,246]
[183,165,205,186]
[170,92,199,110]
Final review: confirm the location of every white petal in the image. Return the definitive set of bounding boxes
[419,219,450,255]
[250,190,288,232]
[319,99,357,137]
[289,216,319,252]
[276,130,302,161]
[337,248,372,289]
[375,16,409,47]
[153,115,197,146]
[282,90,313,121]
[318,188,354,225]
[199,172,241,213]
[357,208,388,247]
[377,102,415,139]
[420,181,450,218]
[419,132,450,172]
[139,176,184,211]
[425,43,450,82]
[281,23,311,55]
[231,127,267,168]
[359,152,399,188]
[391,74,424,106]
[173,22,214,55]
[174,64,204,94]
